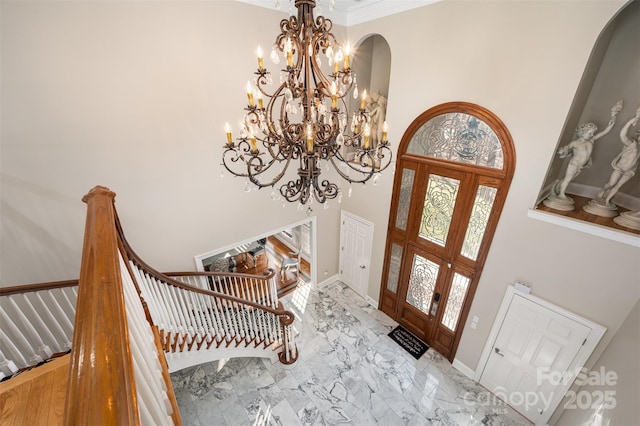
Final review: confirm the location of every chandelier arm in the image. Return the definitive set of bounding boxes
[327,149,378,184]
[313,178,339,203]
[280,172,308,203]
[260,80,288,144]
[247,151,296,189]
[222,137,294,184]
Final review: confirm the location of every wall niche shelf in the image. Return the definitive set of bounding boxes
[529,193,640,248]
[535,1,640,243]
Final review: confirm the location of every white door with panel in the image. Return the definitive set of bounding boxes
[479,290,604,425]
[339,211,373,298]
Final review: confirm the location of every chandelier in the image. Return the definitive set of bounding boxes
[221,0,392,207]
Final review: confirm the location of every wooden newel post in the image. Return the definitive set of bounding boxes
[277,301,298,365]
[65,186,140,425]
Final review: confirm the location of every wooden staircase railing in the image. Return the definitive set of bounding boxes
[0,280,78,379]
[2,185,299,424]
[116,204,299,371]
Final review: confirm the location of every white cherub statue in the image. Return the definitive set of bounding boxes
[596,107,640,206]
[583,106,640,217]
[365,90,387,147]
[544,100,623,211]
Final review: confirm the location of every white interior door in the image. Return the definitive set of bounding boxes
[479,291,601,425]
[339,211,373,298]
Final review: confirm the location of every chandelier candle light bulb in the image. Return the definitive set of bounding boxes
[343,43,351,70]
[306,124,314,153]
[360,89,367,110]
[225,122,233,146]
[286,38,294,67]
[250,132,258,153]
[257,90,264,109]
[382,121,389,142]
[363,123,371,149]
[257,45,264,70]
[246,81,255,107]
[330,82,338,109]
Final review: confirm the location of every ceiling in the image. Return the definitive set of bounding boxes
[237,0,437,26]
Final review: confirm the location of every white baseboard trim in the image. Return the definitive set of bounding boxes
[452,358,476,381]
[317,274,340,289]
[365,295,378,308]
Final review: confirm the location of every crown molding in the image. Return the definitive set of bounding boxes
[236,0,438,27]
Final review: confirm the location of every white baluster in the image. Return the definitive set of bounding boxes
[0,304,41,365]
[41,290,74,343]
[120,254,173,424]
[29,292,70,351]
[192,292,211,340]
[221,277,239,340]
[157,280,182,342]
[0,325,30,368]
[206,294,224,344]
[198,275,209,290]
[170,286,190,342]
[145,272,172,331]
[129,264,160,321]
[231,277,248,340]
[185,292,205,345]
[7,296,53,359]
[0,348,18,377]
[63,285,78,309]
[55,287,76,324]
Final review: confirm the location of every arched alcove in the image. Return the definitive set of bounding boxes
[534,1,640,236]
[344,34,391,160]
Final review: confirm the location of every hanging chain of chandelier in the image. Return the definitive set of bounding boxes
[221,0,392,207]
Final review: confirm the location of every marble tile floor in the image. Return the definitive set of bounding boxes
[170,281,532,425]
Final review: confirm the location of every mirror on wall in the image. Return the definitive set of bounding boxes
[345,34,391,161]
[195,219,315,297]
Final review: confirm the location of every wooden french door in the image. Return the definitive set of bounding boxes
[380,102,515,361]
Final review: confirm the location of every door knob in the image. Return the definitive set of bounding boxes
[360,265,366,269]
[494,347,504,357]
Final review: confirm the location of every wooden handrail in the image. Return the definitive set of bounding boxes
[64,186,139,425]
[116,214,295,325]
[162,269,275,280]
[133,265,294,325]
[0,280,78,296]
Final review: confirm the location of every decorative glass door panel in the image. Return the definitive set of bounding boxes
[419,174,460,247]
[380,102,514,361]
[461,185,497,260]
[395,168,415,231]
[385,243,404,294]
[441,272,471,331]
[406,254,439,314]
[406,111,504,169]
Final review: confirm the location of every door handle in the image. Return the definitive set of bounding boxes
[360,265,366,269]
[494,347,504,357]
[430,293,440,316]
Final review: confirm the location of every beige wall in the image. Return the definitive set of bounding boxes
[344,0,637,396]
[557,299,639,425]
[0,1,346,285]
[2,2,639,423]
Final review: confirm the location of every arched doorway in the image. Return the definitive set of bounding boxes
[379,102,515,361]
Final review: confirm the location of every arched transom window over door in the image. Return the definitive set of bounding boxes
[380,102,515,361]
